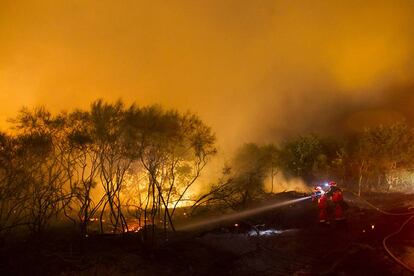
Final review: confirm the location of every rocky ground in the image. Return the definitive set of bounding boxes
[1,192,413,275]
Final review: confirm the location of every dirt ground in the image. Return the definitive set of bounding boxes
[1,192,413,275]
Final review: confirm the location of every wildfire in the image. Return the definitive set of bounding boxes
[124,219,143,233]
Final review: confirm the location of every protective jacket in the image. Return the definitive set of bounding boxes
[326,186,345,220]
[313,188,328,222]
[317,194,328,222]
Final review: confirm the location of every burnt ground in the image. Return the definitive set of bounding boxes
[0,192,413,276]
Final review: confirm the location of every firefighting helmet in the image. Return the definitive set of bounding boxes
[314,186,323,192]
[328,181,337,187]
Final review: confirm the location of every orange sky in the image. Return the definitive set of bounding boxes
[1,0,414,150]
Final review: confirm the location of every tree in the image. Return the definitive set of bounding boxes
[90,100,132,233]
[13,107,73,236]
[261,144,280,193]
[0,100,217,240]
[64,110,103,236]
[192,143,270,210]
[125,106,216,236]
[350,122,414,195]
[278,134,325,182]
[0,133,27,237]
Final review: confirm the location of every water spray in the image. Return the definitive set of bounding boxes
[177,195,312,231]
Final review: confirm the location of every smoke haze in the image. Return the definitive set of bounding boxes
[1,0,414,151]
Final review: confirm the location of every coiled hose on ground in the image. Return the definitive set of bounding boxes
[351,192,414,273]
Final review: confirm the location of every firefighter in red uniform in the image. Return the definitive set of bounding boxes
[313,186,328,223]
[326,181,345,221]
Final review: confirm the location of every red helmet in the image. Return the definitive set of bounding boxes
[329,181,337,187]
[314,186,323,192]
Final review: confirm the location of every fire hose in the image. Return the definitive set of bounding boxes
[351,192,414,273]
[382,215,414,273]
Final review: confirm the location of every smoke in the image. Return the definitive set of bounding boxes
[1,0,414,150]
[264,172,312,194]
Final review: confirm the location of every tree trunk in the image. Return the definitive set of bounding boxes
[358,160,365,197]
[270,166,274,194]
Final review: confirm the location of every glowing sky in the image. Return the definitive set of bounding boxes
[1,0,414,149]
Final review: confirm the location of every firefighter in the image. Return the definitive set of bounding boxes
[326,181,345,221]
[313,186,328,223]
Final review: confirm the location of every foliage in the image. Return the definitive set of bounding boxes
[0,100,413,240]
[192,143,275,210]
[0,100,216,240]
[347,121,414,194]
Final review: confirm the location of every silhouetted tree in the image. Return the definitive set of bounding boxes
[90,100,132,233]
[125,106,216,236]
[64,110,102,236]
[0,133,27,237]
[13,108,72,236]
[193,143,269,210]
[261,144,280,193]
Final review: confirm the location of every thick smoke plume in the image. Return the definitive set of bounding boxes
[1,1,414,152]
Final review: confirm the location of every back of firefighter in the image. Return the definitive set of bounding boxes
[326,181,345,221]
[313,186,328,223]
